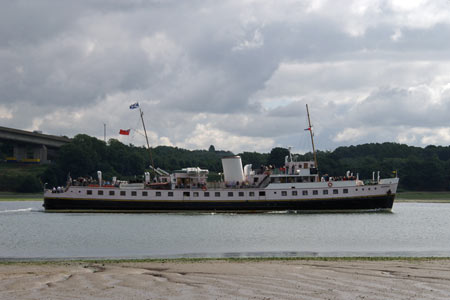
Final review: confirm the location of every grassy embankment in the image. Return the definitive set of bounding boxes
[0,192,43,201]
[396,191,450,202]
[0,163,48,198]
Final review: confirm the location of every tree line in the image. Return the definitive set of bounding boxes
[1,134,450,192]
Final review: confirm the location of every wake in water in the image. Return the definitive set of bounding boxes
[0,208,34,214]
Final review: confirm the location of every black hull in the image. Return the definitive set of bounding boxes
[44,194,395,213]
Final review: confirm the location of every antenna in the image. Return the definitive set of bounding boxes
[103,123,106,143]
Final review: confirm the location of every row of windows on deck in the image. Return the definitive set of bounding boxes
[83,188,376,197]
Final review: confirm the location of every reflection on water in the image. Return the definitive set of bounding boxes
[1,201,450,259]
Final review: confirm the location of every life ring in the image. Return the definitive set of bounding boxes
[202,185,207,191]
[328,182,333,188]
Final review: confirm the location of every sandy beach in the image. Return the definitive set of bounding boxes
[1,259,450,299]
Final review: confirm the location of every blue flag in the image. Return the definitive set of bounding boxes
[129,102,139,109]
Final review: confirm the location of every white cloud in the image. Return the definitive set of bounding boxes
[232,28,264,51]
[140,33,181,63]
[391,28,402,41]
[0,106,13,120]
[180,124,275,153]
[420,127,450,145]
[333,128,368,142]
[397,127,450,145]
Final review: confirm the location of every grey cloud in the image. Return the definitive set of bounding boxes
[350,87,450,127]
[2,0,450,153]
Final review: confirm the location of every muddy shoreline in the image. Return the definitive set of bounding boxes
[1,259,450,299]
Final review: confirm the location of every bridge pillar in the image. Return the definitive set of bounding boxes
[35,145,48,163]
[12,144,48,163]
[13,145,26,161]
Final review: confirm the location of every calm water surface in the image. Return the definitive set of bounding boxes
[1,201,449,259]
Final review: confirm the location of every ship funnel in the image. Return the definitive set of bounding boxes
[144,172,150,184]
[97,171,102,186]
[221,156,245,184]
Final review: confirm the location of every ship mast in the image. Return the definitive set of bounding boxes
[139,106,156,180]
[306,104,318,171]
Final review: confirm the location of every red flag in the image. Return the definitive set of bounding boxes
[304,127,311,131]
[119,129,130,135]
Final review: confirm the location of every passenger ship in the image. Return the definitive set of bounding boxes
[43,105,399,213]
[43,154,398,213]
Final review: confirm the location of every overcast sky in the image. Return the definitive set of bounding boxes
[1,0,450,153]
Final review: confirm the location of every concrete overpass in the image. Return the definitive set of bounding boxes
[0,126,71,163]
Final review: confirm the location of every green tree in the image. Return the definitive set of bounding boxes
[267,147,290,168]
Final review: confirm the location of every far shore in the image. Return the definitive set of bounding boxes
[0,192,43,201]
[1,257,450,299]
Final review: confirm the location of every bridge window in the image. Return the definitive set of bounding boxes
[259,191,266,197]
[228,192,233,197]
[313,190,318,195]
[215,192,220,197]
[204,192,210,197]
[109,191,115,196]
[142,191,148,196]
[333,189,338,194]
[193,192,199,197]
[131,191,137,196]
[281,191,287,196]
[156,191,161,197]
[323,190,328,195]
[343,189,349,194]
[87,190,92,195]
[239,192,244,197]
[120,191,126,196]
[98,190,103,195]
[168,192,173,197]
[302,190,308,196]
[249,192,255,196]
[183,192,190,197]
[292,191,298,196]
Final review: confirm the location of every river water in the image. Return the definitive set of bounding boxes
[1,201,449,260]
